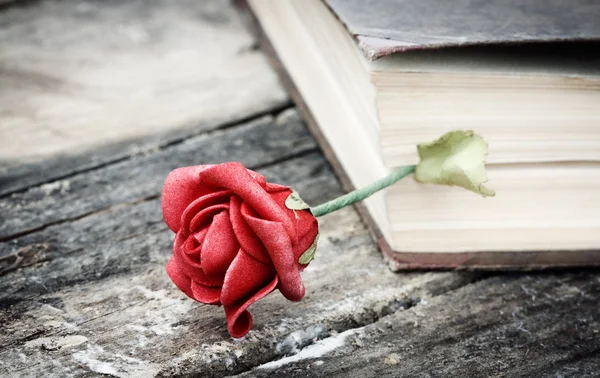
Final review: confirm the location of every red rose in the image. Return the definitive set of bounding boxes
[162,162,319,338]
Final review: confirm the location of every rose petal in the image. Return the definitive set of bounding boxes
[172,232,223,287]
[183,229,208,256]
[175,232,202,265]
[162,165,216,232]
[241,204,305,302]
[265,182,289,192]
[246,169,267,187]
[221,250,275,306]
[166,258,194,299]
[224,276,278,338]
[191,281,222,305]
[229,196,271,264]
[193,229,208,245]
[200,163,296,241]
[201,211,239,277]
[188,204,229,234]
[180,190,231,235]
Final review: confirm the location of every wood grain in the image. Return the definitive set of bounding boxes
[0,0,288,196]
[0,110,482,377]
[0,112,314,241]
[0,201,478,377]
[2,1,600,377]
[239,272,600,378]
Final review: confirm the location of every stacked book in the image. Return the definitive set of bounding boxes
[240,0,600,268]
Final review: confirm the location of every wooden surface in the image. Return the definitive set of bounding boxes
[1,1,599,377]
[0,0,288,196]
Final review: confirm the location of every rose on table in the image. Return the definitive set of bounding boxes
[162,130,493,338]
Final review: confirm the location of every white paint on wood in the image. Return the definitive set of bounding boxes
[72,344,159,378]
[258,327,362,370]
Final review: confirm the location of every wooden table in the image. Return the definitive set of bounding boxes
[1,1,598,377]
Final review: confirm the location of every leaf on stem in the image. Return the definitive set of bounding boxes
[298,234,319,265]
[414,130,495,197]
[285,190,311,210]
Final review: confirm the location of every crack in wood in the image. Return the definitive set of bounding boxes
[0,302,140,352]
[0,111,318,241]
[251,273,491,367]
[0,328,45,352]
[158,273,495,378]
[74,302,141,328]
[0,0,291,198]
[0,103,293,199]
[0,209,109,243]
[228,273,600,378]
[0,146,319,243]
[0,194,163,242]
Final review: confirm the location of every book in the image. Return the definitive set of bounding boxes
[239,0,600,268]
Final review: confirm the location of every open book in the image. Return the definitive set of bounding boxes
[240,0,600,268]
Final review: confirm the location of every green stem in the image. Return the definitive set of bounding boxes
[311,165,416,217]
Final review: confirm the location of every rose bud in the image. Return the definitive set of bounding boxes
[162,162,319,338]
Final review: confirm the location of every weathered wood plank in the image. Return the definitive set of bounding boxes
[0,208,478,377]
[0,0,288,196]
[0,103,290,198]
[0,149,335,303]
[0,104,480,377]
[240,272,600,378]
[3,2,596,377]
[0,146,481,377]
[0,0,20,9]
[0,111,315,240]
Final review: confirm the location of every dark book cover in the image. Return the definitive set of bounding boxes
[324,0,600,59]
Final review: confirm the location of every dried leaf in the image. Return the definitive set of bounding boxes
[285,190,311,211]
[415,130,495,197]
[298,233,319,265]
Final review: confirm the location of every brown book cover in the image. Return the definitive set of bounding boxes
[235,0,600,270]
